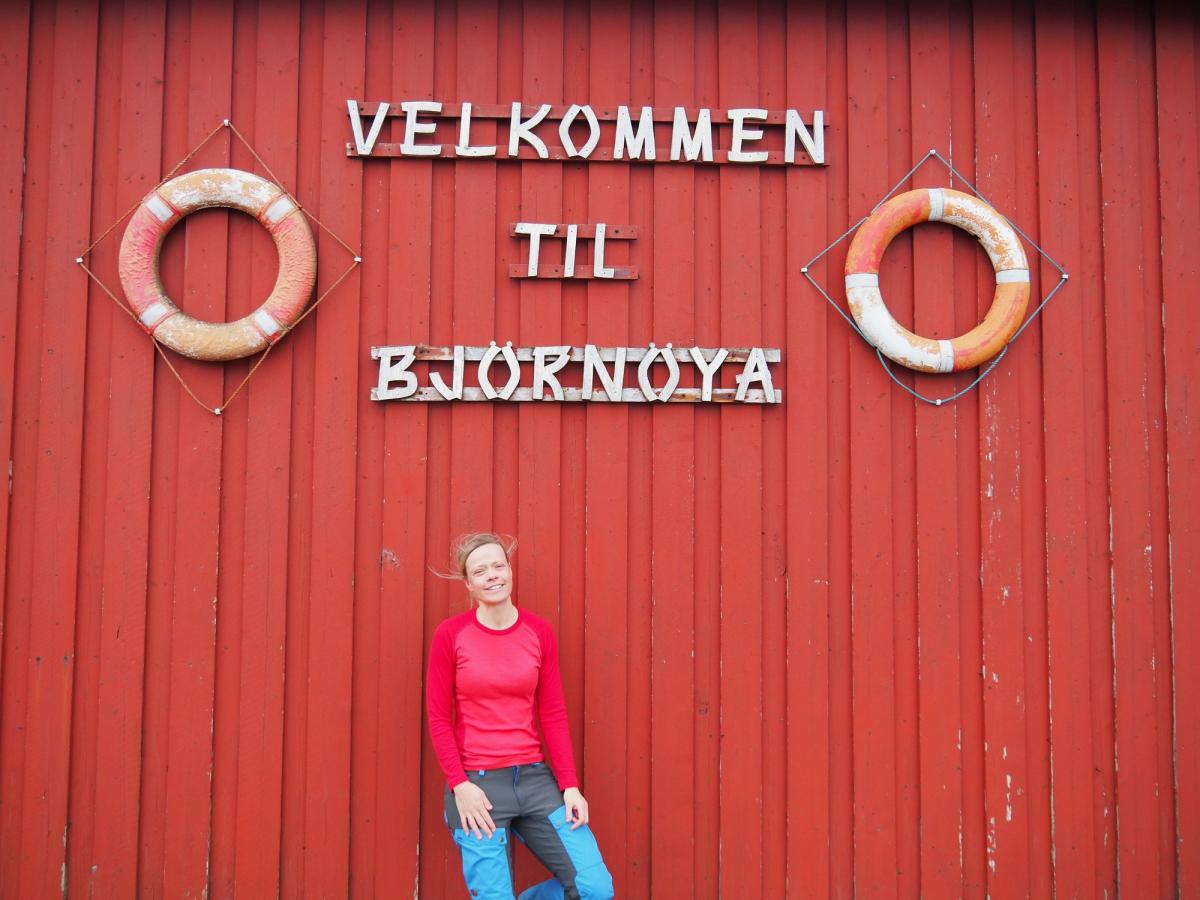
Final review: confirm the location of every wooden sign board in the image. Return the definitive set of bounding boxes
[371,344,782,404]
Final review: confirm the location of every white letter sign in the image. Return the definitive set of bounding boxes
[670,107,714,162]
[400,100,442,156]
[728,108,769,163]
[614,105,656,160]
[514,222,558,276]
[371,345,781,403]
[348,99,828,167]
[455,101,497,157]
[372,345,417,400]
[558,104,601,158]
[347,100,390,155]
[509,102,552,158]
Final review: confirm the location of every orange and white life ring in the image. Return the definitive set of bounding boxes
[118,168,317,361]
[844,188,1029,373]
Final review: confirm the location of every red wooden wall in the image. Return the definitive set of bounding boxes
[1,1,1198,897]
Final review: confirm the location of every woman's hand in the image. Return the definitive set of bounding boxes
[453,780,496,839]
[562,787,589,830]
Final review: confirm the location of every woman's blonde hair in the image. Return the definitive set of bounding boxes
[450,532,517,580]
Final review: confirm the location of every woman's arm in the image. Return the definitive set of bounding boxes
[425,623,469,789]
[534,623,591,828]
[533,618,581,792]
[427,622,498,837]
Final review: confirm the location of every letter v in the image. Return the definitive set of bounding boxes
[347,100,390,155]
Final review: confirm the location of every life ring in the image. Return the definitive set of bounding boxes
[118,168,317,361]
[844,188,1029,373]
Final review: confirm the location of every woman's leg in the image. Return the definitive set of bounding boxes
[510,765,614,900]
[444,768,523,899]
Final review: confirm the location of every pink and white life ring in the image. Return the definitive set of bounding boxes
[844,188,1030,373]
[118,168,317,361]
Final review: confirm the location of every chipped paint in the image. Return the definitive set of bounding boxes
[160,167,280,211]
[846,282,951,371]
[939,191,1027,271]
[987,815,999,872]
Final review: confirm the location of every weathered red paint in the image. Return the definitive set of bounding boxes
[1,2,1198,898]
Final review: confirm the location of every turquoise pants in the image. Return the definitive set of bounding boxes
[445,763,614,900]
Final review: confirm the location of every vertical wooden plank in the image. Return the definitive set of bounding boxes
[648,3,697,896]
[844,1,899,894]
[66,1,163,897]
[510,0,570,880]
[908,4,966,895]
[374,1,434,895]
[1010,13,1054,899]
[690,3,722,893]
[227,2,301,895]
[1033,7,1098,897]
[755,5,788,896]
[943,8,987,896]
[1096,5,1165,895]
[1065,9,1119,893]
[973,4,1033,896]
[418,447,454,900]
[417,2,458,892]
[419,458,454,900]
[584,3,631,895]
[822,6,856,895]
[783,1,832,896]
[12,2,98,895]
[447,0,495,531]
[279,0,324,891]
[1131,12,1177,894]
[1155,6,1200,895]
[158,5,233,896]
[515,0,564,640]
[0,3,35,891]
[0,0,46,875]
[74,3,164,896]
[301,1,365,893]
[716,4,765,894]
[66,0,122,890]
[556,2,590,884]
[209,5,259,891]
[138,6,190,891]
[492,4,521,550]
[0,0,29,712]
[418,432,454,900]
[626,6,655,894]
[883,13,922,898]
[348,0,391,892]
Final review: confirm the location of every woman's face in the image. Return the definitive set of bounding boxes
[463,542,512,607]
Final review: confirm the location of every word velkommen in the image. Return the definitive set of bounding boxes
[347,101,825,166]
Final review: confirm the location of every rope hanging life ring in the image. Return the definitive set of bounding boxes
[844,188,1029,373]
[118,168,317,361]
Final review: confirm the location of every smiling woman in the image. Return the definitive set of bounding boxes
[426,533,614,900]
[457,533,516,616]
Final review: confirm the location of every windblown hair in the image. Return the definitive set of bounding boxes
[449,532,517,580]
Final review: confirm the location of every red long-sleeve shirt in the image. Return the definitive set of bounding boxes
[425,607,579,791]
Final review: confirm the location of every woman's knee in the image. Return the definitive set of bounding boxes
[571,862,614,900]
[454,826,514,899]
